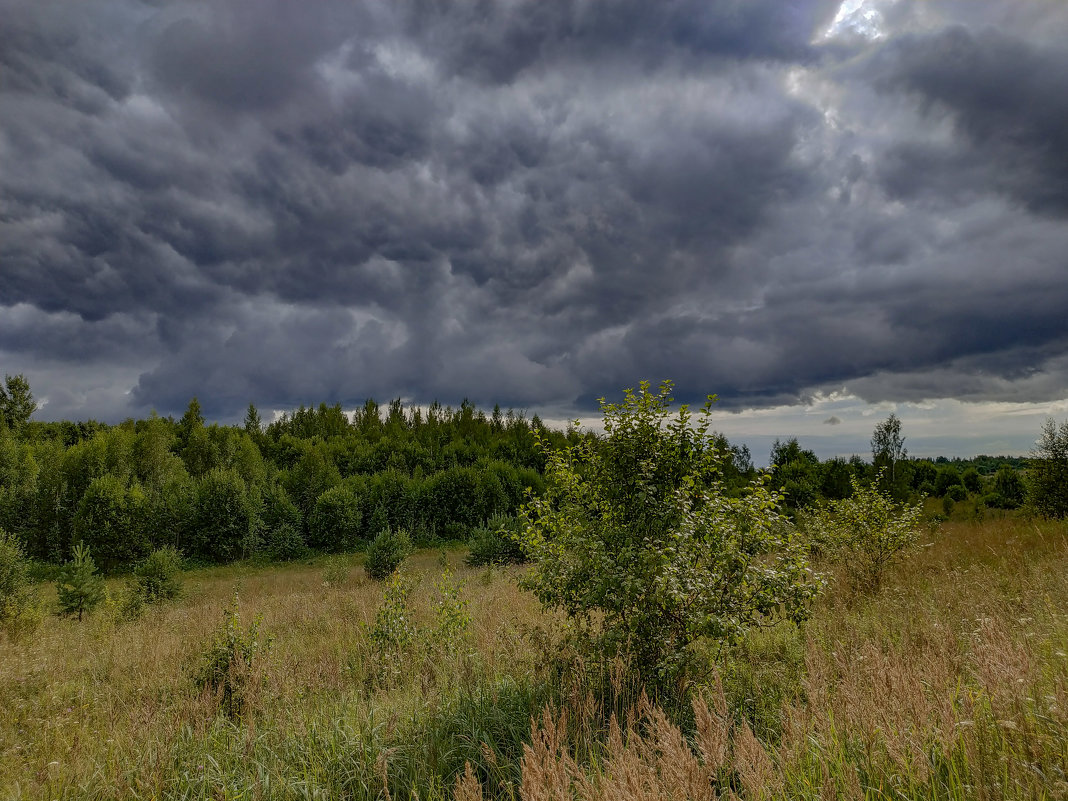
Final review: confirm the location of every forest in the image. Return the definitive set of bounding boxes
[0,372,1035,574]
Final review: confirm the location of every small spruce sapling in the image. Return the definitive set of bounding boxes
[56,542,106,621]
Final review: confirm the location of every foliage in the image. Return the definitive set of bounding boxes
[193,592,272,718]
[985,466,1025,509]
[73,474,148,571]
[307,483,363,551]
[807,470,923,591]
[519,380,819,691]
[466,513,526,566]
[432,568,470,646]
[265,522,308,561]
[322,556,352,588]
[0,527,39,638]
[867,416,909,499]
[188,469,259,562]
[1027,418,1068,519]
[0,374,36,433]
[133,546,184,604]
[55,542,106,621]
[364,527,412,580]
[367,571,418,687]
[770,437,820,510]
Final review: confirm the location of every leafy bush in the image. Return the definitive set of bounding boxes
[807,470,923,592]
[56,542,106,621]
[193,593,272,718]
[134,546,184,604]
[0,527,39,638]
[367,571,417,687]
[308,484,363,552]
[466,513,526,566]
[265,522,308,561]
[322,556,352,588]
[364,527,412,580]
[945,484,966,502]
[519,381,819,692]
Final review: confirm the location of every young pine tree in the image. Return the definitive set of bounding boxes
[56,542,106,621]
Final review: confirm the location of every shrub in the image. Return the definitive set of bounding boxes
[134,546,184,604]
[56,542,106,621]
[365,527,412,581]
[265,522,308,561]
[322,556,352,588]
[193,592,272,719]
[519,381,819,693]
[984,467,1026,510]
[367,571,418,687]
[808,470,923,592]
[466,513,526,566]
[308,484,363,552]
[0,527,39,638]
[945,484,966,502]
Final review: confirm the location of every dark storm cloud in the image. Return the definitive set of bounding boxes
[1,0,1067,422]
[872,25,1068,214]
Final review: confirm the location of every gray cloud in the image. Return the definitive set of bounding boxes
[1,0,1066,423]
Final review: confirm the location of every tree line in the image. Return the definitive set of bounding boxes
[0,373,1059,574]
[0,383,574,569]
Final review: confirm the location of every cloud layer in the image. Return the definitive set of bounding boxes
[1,0,1066,424]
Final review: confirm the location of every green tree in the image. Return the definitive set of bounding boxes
[961,467,982,494]
[519,381,818,691]
[307,484,363,551]
[769,438,820,510]
[871,413,908,498]
[0,374,36,433]
[1028,419,1068,518]
[989,466,1025,509]
[243,403,262,437]
[56,542,106,621]
[189,469,259,562]
[72,474,148,571]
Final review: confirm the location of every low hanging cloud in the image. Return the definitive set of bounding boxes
[1,0,1066,422]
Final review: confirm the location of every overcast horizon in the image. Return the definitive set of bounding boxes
[3,0,1067,460]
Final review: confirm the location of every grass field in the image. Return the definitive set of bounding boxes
[3,517,1068,800]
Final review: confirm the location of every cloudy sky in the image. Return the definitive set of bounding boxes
[2,0,1067,460]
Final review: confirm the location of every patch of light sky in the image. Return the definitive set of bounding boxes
[539,394,1068,466]
[822,0,890,40]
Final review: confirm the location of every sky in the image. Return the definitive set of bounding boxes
[2,0,1067,461]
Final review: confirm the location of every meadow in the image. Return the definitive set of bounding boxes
[2,514,1067,800]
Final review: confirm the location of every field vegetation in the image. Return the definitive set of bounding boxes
[2,374,1068,799]
[1,517,1066,799]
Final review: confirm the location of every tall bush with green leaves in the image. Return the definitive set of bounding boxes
[364,527,412,580]
[56,542,106,621]
[466,513,526,566]
[308,483,362,551]
[807,470,923,591]
[0,527,39,637]
[519,380,818,692]
[193,592,273,718]
[134,546,184,604]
